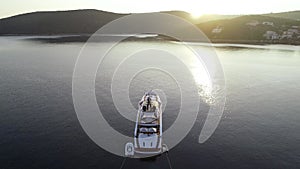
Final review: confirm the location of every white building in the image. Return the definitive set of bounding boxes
[212,26,223,34]
[281,29,299,39]
[263,31,280,40]
[281,31,294,39]
[262,22,274,26]
[287,29,299,34]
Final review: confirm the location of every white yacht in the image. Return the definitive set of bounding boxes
[125,91,166,157]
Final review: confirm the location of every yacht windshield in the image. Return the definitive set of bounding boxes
[139,127,158,134]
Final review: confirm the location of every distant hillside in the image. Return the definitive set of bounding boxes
[0,9,125,35]
[1,9,300,44]
[197,15,300,41]
[161,12,238,24]
[162,10,194,22]
[194,14,238,24]
[0,9,202,35]
[265,11,300,21]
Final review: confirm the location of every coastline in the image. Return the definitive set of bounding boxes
[1,34,299,46]
[209,39,300,46]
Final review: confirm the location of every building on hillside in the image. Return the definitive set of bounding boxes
[212,26,223,34]
[263,31,280,40]
[280,28,299,39]
[287,29,299,34]
[262,22,274,26]
[281,31,294,39]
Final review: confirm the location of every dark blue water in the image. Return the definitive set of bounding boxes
[0,37,299,169]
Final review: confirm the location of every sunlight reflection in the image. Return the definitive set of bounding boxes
[174,43,214,105]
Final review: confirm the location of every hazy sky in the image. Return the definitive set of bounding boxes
[1,0,299,19]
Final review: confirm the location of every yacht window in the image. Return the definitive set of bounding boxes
[149,128,157,133]
[139,127,158,134]
[140,128,147,133]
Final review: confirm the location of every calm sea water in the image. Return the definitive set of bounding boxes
[0,37,299,169]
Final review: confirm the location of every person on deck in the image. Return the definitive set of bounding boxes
[147,96,151,111]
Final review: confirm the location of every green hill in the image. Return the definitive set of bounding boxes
[0,9,125,35]
[197,15,300,41]
[194,14,239,24]
[164,12,239,24]
[265,11,300,21]
[0,9,300,44]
